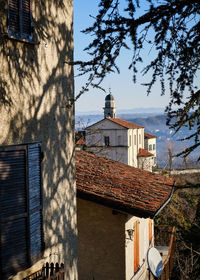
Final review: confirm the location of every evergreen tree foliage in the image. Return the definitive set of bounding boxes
[75,0,200,159]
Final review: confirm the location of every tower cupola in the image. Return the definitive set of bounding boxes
[104,91,116,118]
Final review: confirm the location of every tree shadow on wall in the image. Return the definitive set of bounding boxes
[0,0,77,279]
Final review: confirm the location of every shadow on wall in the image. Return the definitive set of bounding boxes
[0,0,77,279]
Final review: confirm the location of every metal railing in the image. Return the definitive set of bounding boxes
[23,262,65,280]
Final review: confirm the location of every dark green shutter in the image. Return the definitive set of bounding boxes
[28,144,42,262]
[8,0,32,39]
[0,143,42,279]
[0,147,28,278]
[21,0,32,39]
[8,0,20,36]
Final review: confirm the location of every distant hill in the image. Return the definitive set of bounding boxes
[76,107,164,116]
[127,115,167,131]
[127,115,199,168]
[75,109,165,129]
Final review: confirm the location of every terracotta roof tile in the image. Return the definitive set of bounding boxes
[144,132,157,139]
[76,139,85,145]
[76,151,174,218]
[108,118,144,129]
[138,148,154,157]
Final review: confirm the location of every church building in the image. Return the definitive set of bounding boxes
[85,94,157,172]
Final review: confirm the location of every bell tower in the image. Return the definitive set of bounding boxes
[104,91,116,118]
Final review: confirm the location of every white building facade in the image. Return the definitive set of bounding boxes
[144,132,157,166]
[85,94,156,171]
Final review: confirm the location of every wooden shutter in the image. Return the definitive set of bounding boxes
[21,0,32,38]
[28,144,42,262]
[134,220,140,272]
[0,147,28,278]
[8,0,20,35]
[149,218,152,244]
[0,143,42,279]
[8,0,32,39]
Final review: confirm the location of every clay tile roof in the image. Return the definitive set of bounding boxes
[76,139,85,145]
[76,150,174,218]
[138,148,154,157]
[144,132,157,139]
[108,118,144,129]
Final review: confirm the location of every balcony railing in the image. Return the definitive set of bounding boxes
[23,262,65,280]
[154,226,176,280]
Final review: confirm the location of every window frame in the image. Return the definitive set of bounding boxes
[134,135,136,145]
[118,135,122,146]
[8,0,33,42]
[104,136,110,146]
[0,143,43,278]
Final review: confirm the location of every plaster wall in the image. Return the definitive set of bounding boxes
[144,138,156,157]
[86,128,128,147]
[77,198,126,280]
[138,157,154,172]
[86,145,129,165]
[0,1,78,279]
[127,129,139,167]
[137,128,144,151]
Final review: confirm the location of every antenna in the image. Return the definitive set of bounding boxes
[147,247,163,278]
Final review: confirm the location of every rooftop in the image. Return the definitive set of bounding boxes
[144,132,157,139]
[107,118,144,129]
[76,139,85,145]
[138,148,154,157]
[76,150,174,218]
[86,118,144,130]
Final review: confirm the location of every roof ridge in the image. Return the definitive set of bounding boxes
[108,118,144,129]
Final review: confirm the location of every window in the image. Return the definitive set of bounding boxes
[8,0,33,40]
[118,135,122,146]
[0,143,43,278]
[149,144,152,151]
[129,135,131,146]
[153,144,156,150]
[139,135,141,145]
[104,136,110,146]
[134,135,136,145]
[134,220,140,273]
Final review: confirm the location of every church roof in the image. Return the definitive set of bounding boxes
[137,148,154,157]
[144,132,157,139]
[86,118,144,130]
[76,150,174,218]
[107,118,144,129]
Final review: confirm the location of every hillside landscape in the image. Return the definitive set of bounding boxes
[155,171,200,280]
[76,110,200,169]
[126,115,200,168]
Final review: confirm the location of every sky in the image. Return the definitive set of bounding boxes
[73,1,190,114]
